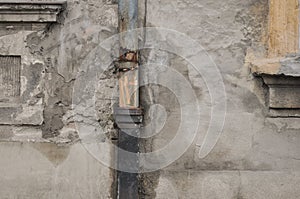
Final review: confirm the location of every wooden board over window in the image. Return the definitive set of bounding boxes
[268,0,299,57]
[0,56,21,102]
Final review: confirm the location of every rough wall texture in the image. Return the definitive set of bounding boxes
[0,0,299,199]
[143,0,300,198]
[0,0,118,198]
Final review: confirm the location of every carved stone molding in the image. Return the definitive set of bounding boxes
[262,75,300,117]
[0,1,66,23]
[251,54,300,117]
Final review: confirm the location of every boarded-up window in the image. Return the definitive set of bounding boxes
[0,56,21,101]
[268,0,299,57]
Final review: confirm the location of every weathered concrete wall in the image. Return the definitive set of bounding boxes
[0,0,118,198]
[0,142,112,198]
[141,0,300,198]
[0,0,299,198]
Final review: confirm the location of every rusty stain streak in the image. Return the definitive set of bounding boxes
[119,50,138,63]
[118,0,139,108]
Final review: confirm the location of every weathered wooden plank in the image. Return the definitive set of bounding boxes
[0,56,21,101]
[118,69,139,108]
[268,0,299,57]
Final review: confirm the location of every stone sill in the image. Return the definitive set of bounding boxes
[250,54,300,77]
[0,104,43,126]
[0,1,66,23]
[250,54,300,117]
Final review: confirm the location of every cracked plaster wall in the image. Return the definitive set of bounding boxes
[0,0,299,198]
[0,0,118,198]
[141,0,300,198]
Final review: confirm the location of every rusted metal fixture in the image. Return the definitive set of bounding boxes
[115,0,141,198]
[118,0,139,108]
[118,50,139,71]
[114,107,143,128]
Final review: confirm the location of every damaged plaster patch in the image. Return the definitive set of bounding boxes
[12,127,44,142]
[20,76,28,96]
[0,125,46,142]
[0,31,45,127]
[15,103,44,126]
[234,0,268,46]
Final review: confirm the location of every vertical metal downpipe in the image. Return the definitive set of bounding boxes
[115,0,141,199]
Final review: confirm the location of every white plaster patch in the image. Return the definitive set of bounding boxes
[20,76,27,96]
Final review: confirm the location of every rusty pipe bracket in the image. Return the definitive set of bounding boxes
[119,50,138,63]
[113,106,143,130]
[116,50,139,72]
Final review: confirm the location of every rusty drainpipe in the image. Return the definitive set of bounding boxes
[114,0,142,198]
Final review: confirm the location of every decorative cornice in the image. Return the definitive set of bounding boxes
[0,1,66,23]
[248,53,300,117]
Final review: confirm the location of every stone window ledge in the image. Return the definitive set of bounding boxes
[250,54,300,117]
[0,103,43,126]
[0,1,66,23]
[250,54,300,77]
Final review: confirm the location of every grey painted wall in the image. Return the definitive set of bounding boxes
[0,0,299,198]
